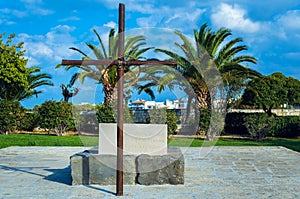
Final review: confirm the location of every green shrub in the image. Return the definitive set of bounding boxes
[166,110,178,135]
[206,111,225,140]
[18,111,38,131]
[198,109,211,133]
[244,113,272,141]
[224,112,248,135]
[96,104,115,123]
[0,100,25,134]
[37,101,75,136]
[270,116,300,138]
[148,108,167,124]
[96,104,133,123]
[148,109,178,135]
[224,112,300,138]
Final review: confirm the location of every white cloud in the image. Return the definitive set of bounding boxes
[136,5,205,31]
[97,0,156,14]
[104,21,117,29]
[285,52,300,57]
[0,8,27,18]
[59,16,80,22]
[16,25,78,67]
[211,3,260,33]
[20,0,54,16]
[26,42,53,57]
[277,10,300,30]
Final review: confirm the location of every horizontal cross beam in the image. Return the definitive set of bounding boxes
[61,59,177,66]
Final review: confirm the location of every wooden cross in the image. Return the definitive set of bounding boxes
[61,3,176,196]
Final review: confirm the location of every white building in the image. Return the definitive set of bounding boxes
[129,99,187,110]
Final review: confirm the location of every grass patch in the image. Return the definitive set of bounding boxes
[1,134,300,153]
[168,137,300,152]
[0,134,98,149]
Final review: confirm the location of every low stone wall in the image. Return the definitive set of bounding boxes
[70,147,184,185]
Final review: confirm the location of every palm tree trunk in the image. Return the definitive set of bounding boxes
[195,88,211,110]
[103,86,118,106]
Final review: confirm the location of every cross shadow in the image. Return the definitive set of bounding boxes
[0,165,47,177]
[44,166,72,185]
[84,185,115,195]
[0,162,116,195]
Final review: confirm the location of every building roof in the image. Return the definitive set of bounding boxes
[131,100,147,105]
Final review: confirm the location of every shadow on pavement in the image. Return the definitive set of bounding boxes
[44,166,72,185]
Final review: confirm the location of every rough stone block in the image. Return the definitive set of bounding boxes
[70,147,184,185]
[136,147,184,185]
[70,149,136,185]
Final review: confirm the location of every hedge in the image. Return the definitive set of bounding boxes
[224,112,300,138]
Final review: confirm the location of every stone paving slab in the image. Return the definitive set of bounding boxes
[0,146,300,198]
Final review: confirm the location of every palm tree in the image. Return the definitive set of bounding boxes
[61,73,79,102]
[17,66,53,101]
[151,23,261,110]
[56,29,152,105]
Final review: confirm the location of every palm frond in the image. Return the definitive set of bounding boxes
[93,29,108,58]
[69,47,90,58]
[86,42,104,60]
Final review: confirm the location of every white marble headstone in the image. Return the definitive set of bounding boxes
[99,123,167,155]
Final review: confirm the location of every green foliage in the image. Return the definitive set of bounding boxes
[0,33,52,101]
[0,134,97,149]
[167,137,300,152]
[96,103,133,123]
[269,116,300,138]
[61,73,79,102]
[148,108,167,124]
[37,101,75,136]
[206,111,225,140]
[198,109,211,133]
[241,72,300,116]
[18,112,38,131]
[96,104,116,123]
[56,29,152,105]
[0,33,28,100]
[224,112,300,138]
[224,113,248,135]
[166,110,178,135]
[244,113,272,141]
[147,108,178,135]
[151,23,260,110]
[0,100,25,134]
[17,66,53,101]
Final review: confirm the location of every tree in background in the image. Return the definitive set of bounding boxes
[56,29,152,105]
[37,101,75,136]
[17,66,53,101]
[0,33,28,100]
[240,72,300,116]
[0,100,25,134]
[61,73,79,102]
[154,24,260,109]
[137,24,260,140]
[0,33,53,101]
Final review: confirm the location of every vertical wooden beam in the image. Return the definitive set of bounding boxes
[116,3,124,197]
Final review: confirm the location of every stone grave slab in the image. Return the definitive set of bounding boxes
[98,123,167,155]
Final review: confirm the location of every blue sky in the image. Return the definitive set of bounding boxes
[1,0,300,108]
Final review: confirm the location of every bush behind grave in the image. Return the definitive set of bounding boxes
[224,112,300,138]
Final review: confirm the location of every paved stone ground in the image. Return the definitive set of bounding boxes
[0,146,300,199]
